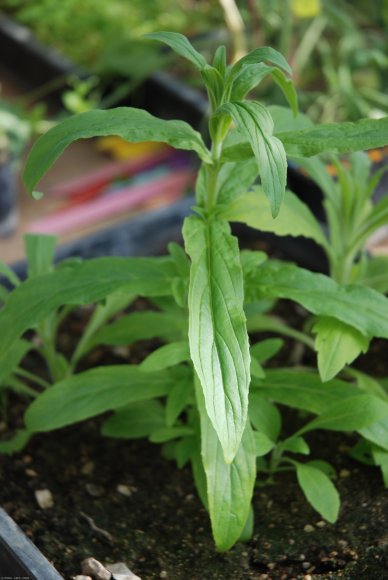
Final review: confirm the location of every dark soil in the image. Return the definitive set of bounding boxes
[0,304,387,580]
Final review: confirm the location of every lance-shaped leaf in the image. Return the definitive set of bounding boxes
[313,317,369,382]
[183,216,250,463]
[222,102,287,217]
[144,31,207,71]
[195,378,256,551]
[245,261,388,339]
[23,107,211,193]
[296,462,340,523]
[230,47,292,79]
[25,366,174,432]
[0,257,176,358]
[219,188,328,249]
[277,116,388,158]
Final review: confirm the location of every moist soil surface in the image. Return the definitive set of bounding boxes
[0,306,387,580]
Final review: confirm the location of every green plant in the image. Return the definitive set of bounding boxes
[1,33,388,551]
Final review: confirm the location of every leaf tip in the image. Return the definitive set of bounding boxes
[32,190,44,200]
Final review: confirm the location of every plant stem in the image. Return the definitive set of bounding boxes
[218,0,247,62]
[14,367,50,390]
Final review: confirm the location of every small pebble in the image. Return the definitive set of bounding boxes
[85,483,105,497]
[117,484,132,497]
[303,524,315,533]
[0,421,6,432]
[82,558,111,580]
[316,520,326,528]
[81,461,95,475]
[302,562,311,569]
[25,468,38,477]
[339,469,351,478]
[106,561,142,579]
[74,576,92,580]
[35,489,54,509]
[160,572,168,579]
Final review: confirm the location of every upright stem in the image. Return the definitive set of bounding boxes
[218,0,247,62]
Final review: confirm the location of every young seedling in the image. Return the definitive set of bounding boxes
[1,33,388,550]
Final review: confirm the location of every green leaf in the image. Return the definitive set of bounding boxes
[0,261,20,288]
[144,32,207,71]
[296,463,340,523]
[278,116,388,158]
[220,188,328,249]
[230,47,292,78]
[0,430,31,454]
[354,257,388,294]
[195,379,256,551]
[359,417,388,452]
[313,317,369,382]
[249,393,282,442]
[0,257,176,358]
[166,376,192,427]
[216,159,259,205]
[245,260,388,339]
[101,400,165,439]
[271,69,298,116]
[149,426,194,443]
[140,341,190,372]
[250,357,265,379]
[24,234,57,278]
[174,436,197,469]
[297,395,388,435]
[282,436,310,455]
[230,63,272,101]
[269,105,312,133]
[0,340,31,384]
[23,108,211,193]
[201,65,224,110]
[183,216,250,463]
[250,338,283,365]
[92,310,186,348]
[253,369,360,414]
[222,102,287,217]
[371,446,388,487]
[25,366,174,432]
[253,431,274,456]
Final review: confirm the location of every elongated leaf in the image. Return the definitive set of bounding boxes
[222,102,287,217]
[101,400,165,439]
[296,463,340,523]
[0,340,31,384]
[297,395,388,435]
[245,260,388,339]
[140,341,190,372]
[282,436,310,455]
[371,446,388,487]
[144,32,207,70]
[216,159,259,205]
[195,379,256,551]
[166,376,193,427]
[359,417,388,452]
[253,369,360,414]
[92,310,186,349]
[250,338,283,365]
[231,63,272,101]
[253,431,274,456]
[183,216,250,463]
[220,188,327,249]
[271,69,298,116]
[24,108,211,193]
[249,393,281,441]
[277,116,388,158]
[24,234,56,278]
[0,430,31,454]
[314,317,369,382]
[0,261,20,288]
[230,47,292,78]
[0,257,175,358]
[355,257,388,294]
[25,366,174,432]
